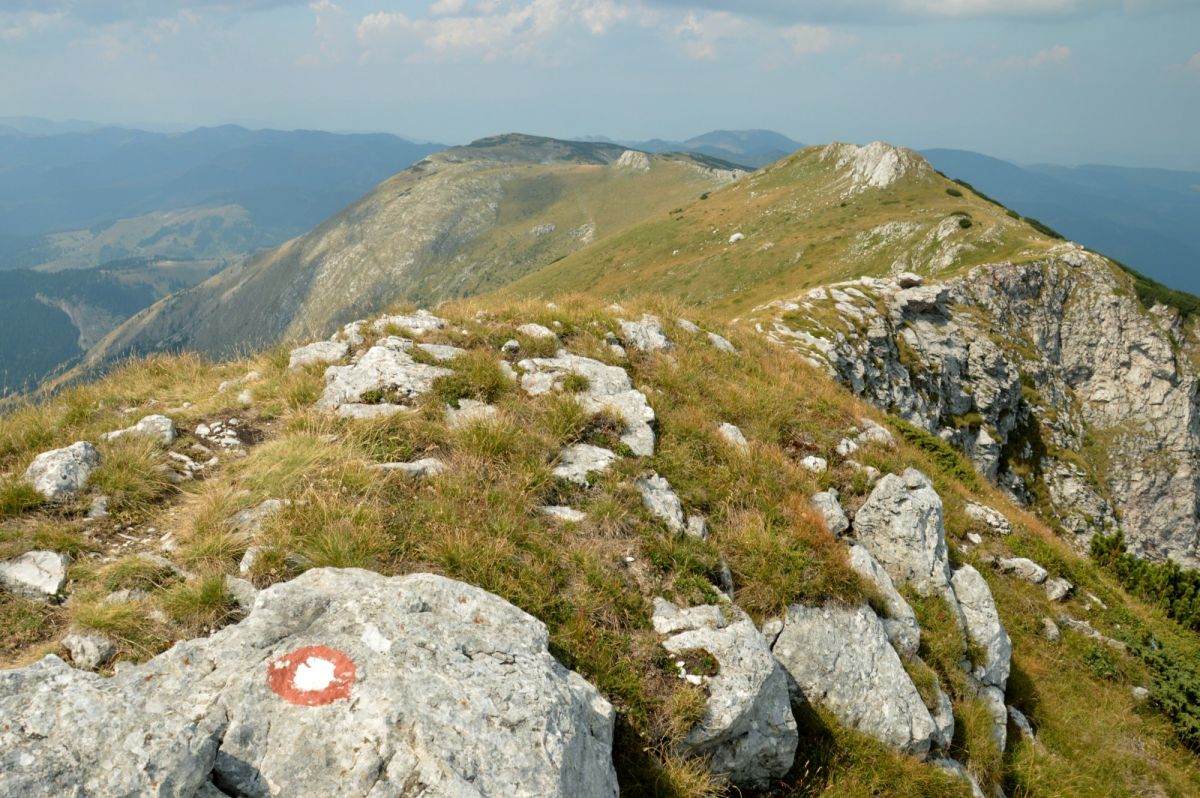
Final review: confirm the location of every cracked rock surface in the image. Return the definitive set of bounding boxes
[0,569,618,798]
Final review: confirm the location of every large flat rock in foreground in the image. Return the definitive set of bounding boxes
[0,569,618,798]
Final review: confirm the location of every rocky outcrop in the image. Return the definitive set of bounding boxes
[651,599,797,789]
[553,444,618,486]
[103,414,177,446]
[773,603,938,756]
[853,469,955,600]
[0,551,69,600]
[951,566,1012,690]
[0,569,619,798]
[846,543,920,658]
[762,249,1200,566]
[637,473,686,534]
[287,340,349,370]
[518,352,656,456]
[811,489,850,536]
[318,338,452,413]
[22,442,100,500]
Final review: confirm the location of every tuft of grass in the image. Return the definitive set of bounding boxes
[90,436,175,514]
[0,593,60,665]
[69,599,170,660]
[665,682,709,743]
[100,555,181,593]
[0,478,42,520]
[161,575,237,634]
[432,350,513,405]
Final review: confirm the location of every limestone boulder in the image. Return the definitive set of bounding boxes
[23,442,100,500]
[652,599,797,789]
[637,472,686,534]
[811,489,849,536]
[288,340,349,370]
[846,543,920,658]
[773,603,938,757]
[853,468,954,599]
[318,344,451,410]
[619,315,671,351]
[0,569,619,798]
[951,565,1011,689]
[0,551,69,600]
[518,353,656,456]
[103,415,177,446]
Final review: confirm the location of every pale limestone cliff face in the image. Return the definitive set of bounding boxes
[761,247,1200,566]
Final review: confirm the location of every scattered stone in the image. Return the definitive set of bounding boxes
[811,489,849,536]
[965,532,983,546]
[799,455,828,474]
[319,344,451,410]
[897,271,924,288]
[288,340,349,370]
[619,315,672,351]
[729,232,746,243]
[1057,616,1126,652]
[931,758,986,798]
[446,399,499,429]
[371,310,447,335]
[854,468,954,599]
[773,602,938,756]
[951,565,1011,689]
[194,420,246,450]
[517,323,557,340]
[686,514,709,540]
[218,370,261,393]
[238,547,261,577]
[518,353,657,456]
[553,444,618,487]
[335,403,411,420]
[997,557,1049,585]
[236,389,253,406]
[416,342,466,362]
[652,598,798,789]
[62,632,116,671]
[1085,591,1109,611]
[1041,617,1061,642]
[1008,706,1036,743]
[1044,576,1074,602]
[374,458,446,479]
[718,422,749,451]
[0,551,69,600]
[637,472,686,534]
[337,319,368,347]
[86,495,110,520]
[23,442,100,500]
[103,415,177,446]
[835,437,859,457]
[0,570,619,798]
[224,575,258,613]
[707,332,738,354]
[1131,686,1151,703]
[846,543,921,658]
[845,459,882,483]
[502,339,521,354]
[677,319,702,334]
[540,506,588,523]
[964,501,1012,535]
[856,418,895,447]
[229,499,290,537]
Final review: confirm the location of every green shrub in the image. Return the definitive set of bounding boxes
[1092,532,1200,632]
[945,188,963,197]
[885,417,982,493]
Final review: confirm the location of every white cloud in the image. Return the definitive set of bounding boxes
[1185,52,1200,71]
[0,10,66,41]
[1005,44,1071,68]
[782,23,852,56]
[356,0,650,62]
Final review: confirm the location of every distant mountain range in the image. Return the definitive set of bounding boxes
[921,149,1200,295]
[0,122,445,395]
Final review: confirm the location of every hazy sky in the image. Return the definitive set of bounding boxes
[1,1,1197,168]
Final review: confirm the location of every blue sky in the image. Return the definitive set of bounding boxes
[0,1,1197,168]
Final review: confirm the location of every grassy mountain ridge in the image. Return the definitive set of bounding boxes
[506,142,1059,317]
[71,135,742,371]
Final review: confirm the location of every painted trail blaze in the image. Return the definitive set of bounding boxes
[267,645,357,706]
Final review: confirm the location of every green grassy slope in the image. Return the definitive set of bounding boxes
[3,298,1200,796]
[506,143,1060,319]
[73,135,740,372]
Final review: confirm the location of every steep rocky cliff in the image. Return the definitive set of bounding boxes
[759,245,1200,565]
